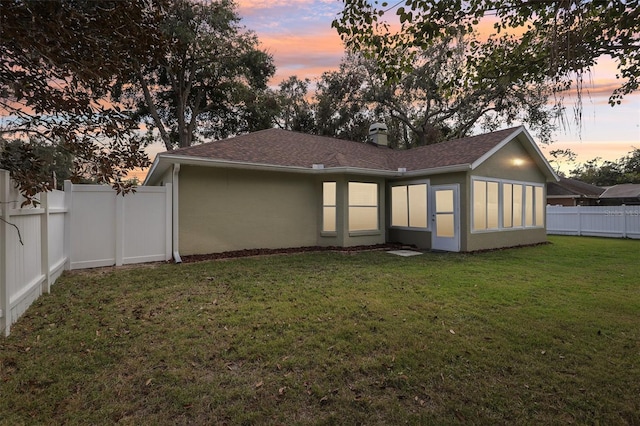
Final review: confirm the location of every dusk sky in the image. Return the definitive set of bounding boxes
[234,0,640,171]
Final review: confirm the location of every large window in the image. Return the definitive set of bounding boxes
[348,182,378,231]
[322,182,336,232]
[473,180,499,230]
[391,183,428,228]
[472,178,544,231]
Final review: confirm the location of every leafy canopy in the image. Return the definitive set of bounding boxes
[333,1,640,106]
[116,0,276,150]
[0,0,166,203]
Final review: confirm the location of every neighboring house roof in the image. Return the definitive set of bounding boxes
[599,184,640,199]
[547,178,605,198]
[145,126,558,185]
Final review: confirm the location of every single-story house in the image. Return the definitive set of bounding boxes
[144,125,558,257]
[547,177,604,206]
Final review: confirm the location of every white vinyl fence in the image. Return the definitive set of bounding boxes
[546,205,640,239]
[1,169,172,336]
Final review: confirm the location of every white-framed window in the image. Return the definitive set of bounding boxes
[348,182,378,232]
[391,183,428,228]
[472,178,545,231]
[322,181,336,232]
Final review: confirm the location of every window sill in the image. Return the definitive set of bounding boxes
[348,230,382,237]
[320,231,338,237]
[389,226,429,232]
[471,226,545,234]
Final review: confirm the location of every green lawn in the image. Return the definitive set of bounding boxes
[1,236,638,425]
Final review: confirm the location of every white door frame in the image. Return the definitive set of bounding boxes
[430,184,460,252]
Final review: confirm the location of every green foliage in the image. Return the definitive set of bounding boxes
[295,47,557,147]
[1,237,639,424]
[570,148,640,185]
[0,0,161,202]
[0,137,73,197]
[314,56,377,142]
[117,0,276,150]
[274,76,316,133]
[333,0,640,110]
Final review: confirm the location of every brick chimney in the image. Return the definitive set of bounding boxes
[368,122,388,147]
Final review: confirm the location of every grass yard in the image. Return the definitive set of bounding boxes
[1,236,638,425]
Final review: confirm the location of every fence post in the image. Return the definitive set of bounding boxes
[40,191,51,293]
[577,206,582,236]
[115,192,124,266]
[64,180,72,271]
[1,170,11,336]
[623,205,628,238]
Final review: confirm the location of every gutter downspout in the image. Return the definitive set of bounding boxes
[172,163,182,263]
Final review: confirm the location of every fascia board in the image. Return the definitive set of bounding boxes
[151,154,404,177]
[147,154,472,181]
[142,156,164,186]
[398,164,471,177]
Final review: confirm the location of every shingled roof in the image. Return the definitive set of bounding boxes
[145,126,557,184]
[547,178,604,197]
[159,126,521,172]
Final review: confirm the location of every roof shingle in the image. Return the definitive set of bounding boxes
[162,127,522,172]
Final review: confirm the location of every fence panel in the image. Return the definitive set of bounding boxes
[1,170,70,336]
[547,205,640,239]
[1,169,172,336]
[67,183,172,270]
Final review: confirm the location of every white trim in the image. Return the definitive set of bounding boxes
[471,176,546,233]
[388,180,430,230]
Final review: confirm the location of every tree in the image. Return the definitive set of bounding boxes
[0,137,74,191]
[117,0,276,150]
[621,148,640,183]
[548,148,577,176]
[569,148,640,186]
[333,1,640,109]
[314,57,377,142]
[274,76,316,133]
[365,37,557,146]
[1,0,163,203]
[312,48,556,147]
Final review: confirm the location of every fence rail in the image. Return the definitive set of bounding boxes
[1,169,172,336]
[546,205,640,239]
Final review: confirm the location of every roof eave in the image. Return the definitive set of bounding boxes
[144,154,473,181]
[145,154,405,179]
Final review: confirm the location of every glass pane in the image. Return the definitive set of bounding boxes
[503,183,513,228]
[349,206,378,231]
[513,185,523,227]
[473,181,486,230]
[323,206,336,232]
[525,185,534,226]
[349,182,377,206]
[487,181,499,229]
[436,213,455,238]
[408,184,427,228]
[535,186,544,227]
[323,182,336,205]
[391,186,408,227]
[435,189,454,212]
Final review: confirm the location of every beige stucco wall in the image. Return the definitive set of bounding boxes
[178,166,319,255]
[465,137,549,252]
[386,137,552,252]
